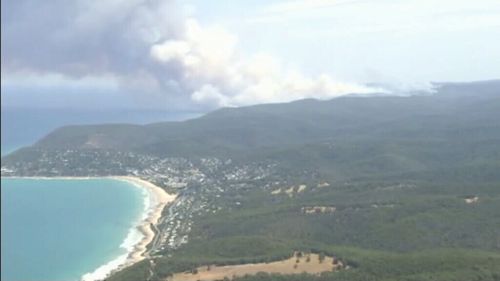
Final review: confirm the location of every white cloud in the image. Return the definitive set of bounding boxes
[263,0,359,14]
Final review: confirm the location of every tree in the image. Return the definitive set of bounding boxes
[319,253,325,263]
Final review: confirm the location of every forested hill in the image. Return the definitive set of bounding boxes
[14,80,500,154]
[2,80,500,182]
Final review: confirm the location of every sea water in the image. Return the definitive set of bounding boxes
[1,178,146,281]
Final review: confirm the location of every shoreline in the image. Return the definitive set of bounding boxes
[3,175,177,281]
[110,176,177,264]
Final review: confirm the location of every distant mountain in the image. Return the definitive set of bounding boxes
[3,80,500,182]
[25,80,500,152]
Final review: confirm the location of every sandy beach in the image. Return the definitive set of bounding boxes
[4,175,176,281]
[82,176,177,281]
[110,176,177,263]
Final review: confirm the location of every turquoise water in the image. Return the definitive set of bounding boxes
[1,178,145,281]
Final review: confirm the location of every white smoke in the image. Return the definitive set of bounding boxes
[3,0,383,110]
[150,18,382,108]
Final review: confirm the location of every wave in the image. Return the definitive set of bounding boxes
[80,253,128,281]
[80,183,151,281]
[80,225,145,281]
[141,187,152,220]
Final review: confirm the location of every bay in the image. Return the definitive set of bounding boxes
[1,178,145,281]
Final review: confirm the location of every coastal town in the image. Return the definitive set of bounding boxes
[1,148,285,256]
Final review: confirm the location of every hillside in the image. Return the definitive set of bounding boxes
[3,80,500,183]
[2,80,500,281]
[25,81,500,158]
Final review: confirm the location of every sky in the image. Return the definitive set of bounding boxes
[2,0,500,111]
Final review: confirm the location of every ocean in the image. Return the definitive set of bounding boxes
[0,178,146,281]
[0,107,194,280]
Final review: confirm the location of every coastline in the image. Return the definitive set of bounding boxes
[110,177,177,264]
[2,176,177,281]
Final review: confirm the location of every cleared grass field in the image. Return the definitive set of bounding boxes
[170,253,339,281]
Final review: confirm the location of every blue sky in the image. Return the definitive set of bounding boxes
[186,0,500,81]
[2,0,500,111]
